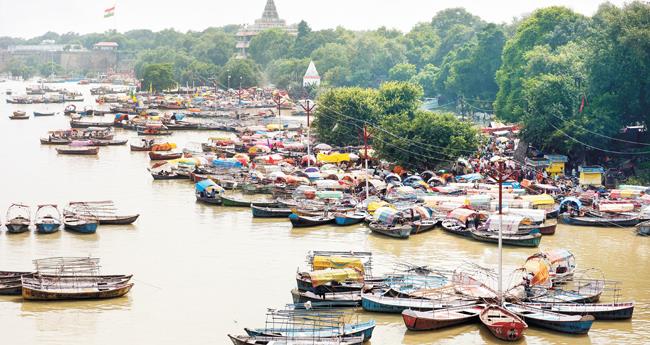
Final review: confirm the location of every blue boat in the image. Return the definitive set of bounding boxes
[334,212,366,226]
[63,215,98,234]
[361,292,477,313]
[522,302,634,320]
[34,204,61,234]
[504,303,595,334]
[251,205,292,218]
[245,320,376,340]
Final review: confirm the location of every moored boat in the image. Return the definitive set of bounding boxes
[522,301,634,320]
[5,203,31,233]
[251,205,292,218]
[504,303,594,334]
[636,220,650,236]
[56,145,99,155]
[559,214,639,227]
[149,151,183,160]
[63,214,99,234]
[289,213,336,227]
[334,212,366,226]
[227,334,364,345]
[402,304,485,331]
[470,229,542,247]
[368,222,411,239]
[9,110,29,119]
[34,204,61,234]
[479,304,527,341]
[33,111,55,116]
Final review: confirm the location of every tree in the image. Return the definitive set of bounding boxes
[388,63,417,82]
[495,7,589,122]
[374,110,480,169]
[377,81,423,118]
[313,87,380,146]
[180,60,219,86]
[311,43,350,85]
[586,2,650,128]
[266,58,310,90]
[248,29,293,66]
[403,22,439,68]
[191,29,236,66]
[219,58,261,88]
[38,62,64,77]
[437,24,506,103]
[142,63,175,92]
[430,8,484,65]
[412,64,439,97]
[5,59,34,79]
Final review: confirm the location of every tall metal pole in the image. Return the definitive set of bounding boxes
[299,99,316,167]
[498,163,503,304]
[364,125,369,200]
[272,94,286,132]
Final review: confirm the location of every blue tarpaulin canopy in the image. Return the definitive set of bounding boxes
[456,173,483,182]
[195,179,216,192]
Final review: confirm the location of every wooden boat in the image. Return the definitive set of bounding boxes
[504,303,594,334]
[529,280,604,304]
[151,171,187,180]
[56,146,99,155]
[559,214,639,227]
[479,304,527,341]
[66,201,139,225]
[34,204,61,234]
[523,302,634,320]
[130,143,152,151]
[361,292,477,314]
[410,219,438,234]
[291,288,361,308]
[470,229,542,247]
[63,215,98,234]
[245,319,375,341]
[440,219,472,237]
[251,205,292,218]
[0,271,32,295]
[40,137,71,145]
[221,196,252,207]
[368,222,411,239]
[520,222,556,235]
[33,111,55,116]
[137,126,172,136]
[9,110,29,119]
[149,151,182,160]
[5,203,31,233]
[22,280,133,300]
[402,304,485,331]
[289,213,336,227]
[93,138,128,146]
[636,220,650,236]
[228,334,364,345]
[334,212,366,226]
[70,120,113,128]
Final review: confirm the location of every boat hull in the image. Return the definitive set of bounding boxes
[64,222,98,234]
[35,223,61,234]
[22,283,133,300]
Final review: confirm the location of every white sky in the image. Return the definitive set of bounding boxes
[0,0,629,38]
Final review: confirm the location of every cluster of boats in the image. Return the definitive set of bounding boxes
[1,257,133,300]
[1,201,138,235]
[273,250,634,343]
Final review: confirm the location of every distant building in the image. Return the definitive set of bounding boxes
[303,61,320,87]
[93,42,119,51]
[236,0,297,58]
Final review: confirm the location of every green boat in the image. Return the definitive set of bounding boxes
[221,196,252,207]
[469,229,542,247]
[221,196,277,208]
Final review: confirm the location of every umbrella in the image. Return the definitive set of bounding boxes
[314,143,332,151]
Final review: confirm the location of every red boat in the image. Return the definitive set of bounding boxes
[402,304,484,331]
[148,151,182,160]
[479,304,527,341]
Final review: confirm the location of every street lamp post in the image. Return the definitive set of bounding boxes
[298,99,316,167]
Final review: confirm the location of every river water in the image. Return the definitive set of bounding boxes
[0,80,648,345]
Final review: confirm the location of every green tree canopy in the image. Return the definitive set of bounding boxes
[219,58,261,89]
[142,63,175,92]
[248,29,293,66]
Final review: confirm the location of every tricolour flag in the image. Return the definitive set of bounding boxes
[104,5,115,18]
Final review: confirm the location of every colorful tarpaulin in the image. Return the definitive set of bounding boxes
[312,256,364,273]
[307,268,364,287]
[317,152,351,163]
[374,207,399,225]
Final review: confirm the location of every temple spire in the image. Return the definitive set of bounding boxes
[261,0,279,20]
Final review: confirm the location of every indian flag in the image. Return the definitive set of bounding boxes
[104,5,115,18]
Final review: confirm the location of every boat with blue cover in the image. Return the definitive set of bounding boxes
[334,212,366,226]
[63,214,98,234]
[504,303,595,334]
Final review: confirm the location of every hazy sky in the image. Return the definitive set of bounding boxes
[0,0,628,38]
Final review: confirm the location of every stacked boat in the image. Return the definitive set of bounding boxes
[1,257,133,301]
